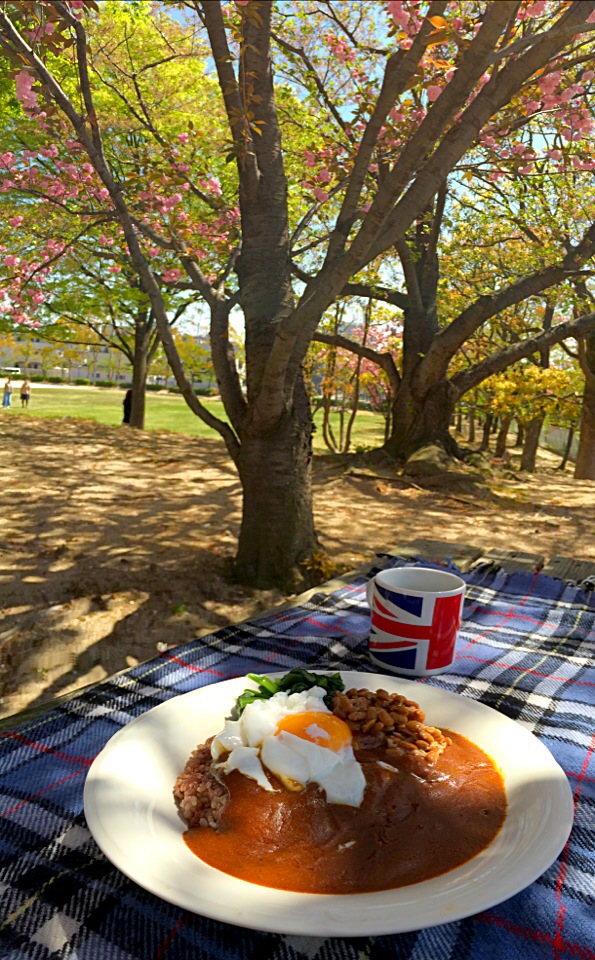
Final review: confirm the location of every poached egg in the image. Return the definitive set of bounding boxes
[211,686,366,807]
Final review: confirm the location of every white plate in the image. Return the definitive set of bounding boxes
[83,672,574,936]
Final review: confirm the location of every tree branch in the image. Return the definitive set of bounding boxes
[451,312,595,397]
[312,331,400,394]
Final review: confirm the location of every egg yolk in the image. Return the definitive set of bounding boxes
[275,711,352,750]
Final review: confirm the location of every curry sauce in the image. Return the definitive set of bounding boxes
[183,730,506,893]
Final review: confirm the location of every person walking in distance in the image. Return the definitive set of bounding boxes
[20,379,31,407]
[2,377,12,409]
[122,388,132,425]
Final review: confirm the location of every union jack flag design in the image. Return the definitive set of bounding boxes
[369,587,463,673]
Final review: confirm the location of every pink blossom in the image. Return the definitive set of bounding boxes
[518,163,534,174]
[45,22,56,34]
[546,149,563,160]
[583,70,595,82]
[8,216,23,227]
[15,71,39,111]
[178,132,189,144]
[108,265,122,273]
[427,85,442,102]
[526,0,547,17]
[588,10,595,23]
[387,0,409,28]
[539,71,561,96]
[524,100,541,114]
[98,188,110,200]
[0,152,16,167]
[32,291,45,304]
[304,151,317,167]
[236,1,250,6]
[312,186,328,202]
[317,169,331,183]
[4,255,19,268]
[162,268,181,283]
[207,177,222,196]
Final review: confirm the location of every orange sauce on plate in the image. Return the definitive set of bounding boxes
[183,731,506,894]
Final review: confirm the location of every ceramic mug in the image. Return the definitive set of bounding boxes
[366,566,466,677]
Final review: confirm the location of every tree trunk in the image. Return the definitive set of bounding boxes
[574,380,595,478]
[479,415,493,452]
[129,332,148,429]
[558,427,574,470]
[519,417,543,472]
[468,407,475,443]
[382,377,459,460]
[575,331,595,480]
[456,409,463,433]
[235,378,317,587]
[515,421,524,447]
[494,415,512,458]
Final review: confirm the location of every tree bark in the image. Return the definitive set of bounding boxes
[558,427,574,470]
[129,332,148,429]
[574,331,595,479]
[235,377,317,587]
[383,377,459,459]
[480,415,493,452]
[519,417,543,472]
[468,407,475,443]
[494,415,512,458]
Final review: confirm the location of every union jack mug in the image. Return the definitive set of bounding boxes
[366,566,466,677]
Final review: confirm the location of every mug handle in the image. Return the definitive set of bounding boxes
[366,578,375,610]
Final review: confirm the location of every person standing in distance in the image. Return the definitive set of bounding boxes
[2,377,12,408]
[20,379,31,407]
[122,388,132,425]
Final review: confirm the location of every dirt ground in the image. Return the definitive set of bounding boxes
[1,413,594,720]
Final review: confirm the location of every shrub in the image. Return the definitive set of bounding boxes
[95,380,119,388]
[46,376,66,384]
[74,378,90,385]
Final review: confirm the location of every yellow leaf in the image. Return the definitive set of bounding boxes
[428,16,448,28]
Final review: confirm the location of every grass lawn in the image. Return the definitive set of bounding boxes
[4,386,386,453]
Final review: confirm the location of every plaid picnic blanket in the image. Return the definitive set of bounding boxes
[1,554,594,960]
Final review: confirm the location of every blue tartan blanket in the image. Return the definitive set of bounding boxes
[1,554,594,960]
